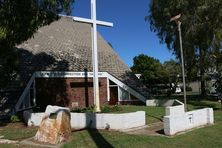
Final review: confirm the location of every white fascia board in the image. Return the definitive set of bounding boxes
[119,100,141,102]
[35,71,107,78]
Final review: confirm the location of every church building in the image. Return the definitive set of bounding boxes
[15,17,149,112]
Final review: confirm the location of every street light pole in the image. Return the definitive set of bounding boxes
[171,14,187,111]
[178,21,187,111]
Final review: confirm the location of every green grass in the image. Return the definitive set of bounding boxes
[0,144,20,148]
[0,125,37,140]
[187,100,221,110]
[62,111,222,148]
[111,105,165,124]
[63,100,222,148]
[155,93,218,101]
[63,109,222,148]
[1,99,222,148]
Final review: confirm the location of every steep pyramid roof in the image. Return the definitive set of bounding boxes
[17,17,149,99]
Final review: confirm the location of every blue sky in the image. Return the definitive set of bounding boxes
[72,0,175,66]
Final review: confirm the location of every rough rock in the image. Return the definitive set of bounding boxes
[35,105,71,144]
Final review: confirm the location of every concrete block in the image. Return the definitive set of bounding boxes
[146,99,175,107]
[164,108,214,135]
[165,104,184,116]
[24,111,146,130]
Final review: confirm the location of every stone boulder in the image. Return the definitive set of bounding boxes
[35,105,71,144]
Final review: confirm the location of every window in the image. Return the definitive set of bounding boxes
[108,80,140,101]
[119,87,130,101]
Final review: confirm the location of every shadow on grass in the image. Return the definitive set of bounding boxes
[155,93,221,111]
[188,100,220,110]
[87,129,113,148]
[156,129,165,135]
[85,114,113,148]
[0,120,10,127]
[155,94,207,101]
[147,114,163,122]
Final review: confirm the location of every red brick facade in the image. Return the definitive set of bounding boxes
[36,77,108,111]
[35,77,145,111]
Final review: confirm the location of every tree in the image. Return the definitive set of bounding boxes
[0,0,74,89]
[131,54,168,87]
[163,59,181,86]
[147,0,222,96]
[211,41,222,73]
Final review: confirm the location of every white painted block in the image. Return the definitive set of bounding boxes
[23,105,70,127]
[165,104,184,116]
[24,111,146,130]
[23,111,44,126]
[206,108,214,124]
[122,111,146,129]
[146,99,158,106]
[164,108,214,135]
[44,105,70,116]
[146,99,175,107]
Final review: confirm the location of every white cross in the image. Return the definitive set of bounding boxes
[73,0,113,112]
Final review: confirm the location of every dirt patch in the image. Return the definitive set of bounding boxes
[5,122,27,128]
[20,137,63,148]
[0,121,28,128]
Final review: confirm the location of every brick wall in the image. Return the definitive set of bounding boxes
[36,77,108,111]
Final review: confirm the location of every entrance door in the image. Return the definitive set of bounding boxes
[109,86,118,105]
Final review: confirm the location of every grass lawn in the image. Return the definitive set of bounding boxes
[0,123,37,140]
[110,105,165,124]
[62,114,222,148]
[0,99,221,147]
[62,118,222,148]
[62,101,222,148]
[0,123,38,148]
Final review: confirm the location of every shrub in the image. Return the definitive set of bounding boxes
[101,105,122,113]
[10,115,21,122]
[71,105,96,113]
[71,105,122,113]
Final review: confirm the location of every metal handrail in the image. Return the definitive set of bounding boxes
[15,73,36,112]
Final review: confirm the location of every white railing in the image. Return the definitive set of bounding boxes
[15,73,36,112]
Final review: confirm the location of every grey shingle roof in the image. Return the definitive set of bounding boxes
[17,17,149,99]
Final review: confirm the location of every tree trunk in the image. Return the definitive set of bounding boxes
[200,70,206,97]
[199,47,206,97]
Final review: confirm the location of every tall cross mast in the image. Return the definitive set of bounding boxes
[73,0,113,112]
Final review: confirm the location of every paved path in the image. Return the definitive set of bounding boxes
[123,122,165,136]
[20,137,62,148]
